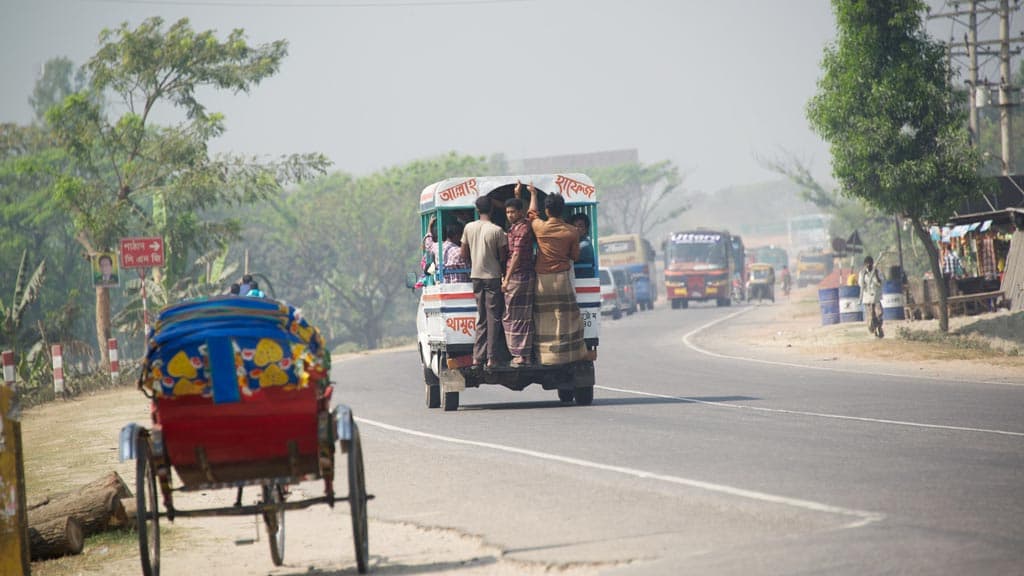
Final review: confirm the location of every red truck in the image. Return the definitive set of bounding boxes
[663,230,736,309]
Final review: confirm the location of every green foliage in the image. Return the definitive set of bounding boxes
[589,160,687,238]
[29,57,88,123]
[807,0,987,331]
[807,0,986,222]
[0,251,47,352]
[269,152,488,350]
[757,151,840,211]
[38,17,328,354]
[0,251,58,389]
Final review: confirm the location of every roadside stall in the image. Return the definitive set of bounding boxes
[921,207,1023,316]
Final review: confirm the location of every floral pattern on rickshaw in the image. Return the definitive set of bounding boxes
[139,296,330,398]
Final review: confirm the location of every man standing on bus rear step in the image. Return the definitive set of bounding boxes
[462,195,509,369]
[503,191,536,366]
[526,182,588,366]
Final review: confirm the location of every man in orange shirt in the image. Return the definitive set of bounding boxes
[523,182,587,366]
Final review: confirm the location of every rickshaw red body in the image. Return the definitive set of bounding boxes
[154,386,326,486]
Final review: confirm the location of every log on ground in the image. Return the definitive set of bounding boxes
[29,516,84,560]
[110,496,137,530]
[28,473,130,536]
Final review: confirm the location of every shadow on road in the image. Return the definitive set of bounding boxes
[274,554,498,575]
[459,395,760,411]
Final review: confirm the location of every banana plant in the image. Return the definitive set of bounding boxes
[113,246,239,336]
[0,250,47,354]
[0,251,47,387]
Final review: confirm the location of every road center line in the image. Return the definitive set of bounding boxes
[663,308,1024,437]
[682,307,1021,387]
[356,416,884,529]
[595,385,1024,437]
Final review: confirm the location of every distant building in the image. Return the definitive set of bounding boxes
[509,148,638,174]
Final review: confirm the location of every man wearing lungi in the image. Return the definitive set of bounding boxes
[503,189,536,366]
[525,182,588,366]
[462,195,509,368]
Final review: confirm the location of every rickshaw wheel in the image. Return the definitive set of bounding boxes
[347,422,369,573]
[262,483,286,566]
[135,434,160,576]
[557,389,574,403]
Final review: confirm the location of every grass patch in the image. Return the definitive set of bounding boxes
[30,529,137,575]
[30,521,190,575]
[896,326,1000,354]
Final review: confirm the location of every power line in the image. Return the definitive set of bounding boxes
[81,0,533,7]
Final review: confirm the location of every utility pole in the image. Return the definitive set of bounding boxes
[968,0,980,145]
[929,0,1022,174]
[998,0,1014,175]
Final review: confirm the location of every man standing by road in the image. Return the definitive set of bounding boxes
[858,256,884,338]
[462,195,509,368]
[503,191,535,366]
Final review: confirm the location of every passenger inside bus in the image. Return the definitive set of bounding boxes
[442,222,470,283]
[568,213,596,278]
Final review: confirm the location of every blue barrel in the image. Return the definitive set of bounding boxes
[881,280,905,320]
[818,287,839,325]
[838,285,863,323]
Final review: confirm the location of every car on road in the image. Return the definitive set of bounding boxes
[611,268,637,315]
[599,267,622,320]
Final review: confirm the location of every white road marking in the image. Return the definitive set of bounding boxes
[662,308,1024,437]
[682,307,1022,387]
[596,385,1024,438]
[356,417,884,529]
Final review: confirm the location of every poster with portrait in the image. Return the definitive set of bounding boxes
[92,252,120,287]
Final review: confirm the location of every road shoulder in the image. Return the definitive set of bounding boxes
[688,288,1024,386]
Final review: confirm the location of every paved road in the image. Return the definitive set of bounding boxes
[331,304,1024,575]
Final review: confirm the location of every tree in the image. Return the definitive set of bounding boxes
[807,0,987,332]
[29,57,87,124]
[280,153,488,350]
[588,160,687,238]
[45,17,329,364]
[758,151,929,278]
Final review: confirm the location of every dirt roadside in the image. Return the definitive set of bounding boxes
[21,348,606,576]
[691,286,1024,385]
[21,298,1023,574]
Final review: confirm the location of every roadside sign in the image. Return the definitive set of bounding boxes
[844,231,864,254]
[120,237,165,269]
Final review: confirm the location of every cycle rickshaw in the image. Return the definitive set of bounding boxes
[119,296,370,575]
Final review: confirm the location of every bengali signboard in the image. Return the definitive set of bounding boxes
[119,237,165,269]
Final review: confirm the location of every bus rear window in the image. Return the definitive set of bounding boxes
[599,240,637,255]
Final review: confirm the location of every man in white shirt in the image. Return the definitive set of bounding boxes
[858,256,885,338]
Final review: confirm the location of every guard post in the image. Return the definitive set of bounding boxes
[1,349,31,574]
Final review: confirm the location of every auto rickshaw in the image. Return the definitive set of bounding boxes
[747,262,776,302]
[632,272,654,310]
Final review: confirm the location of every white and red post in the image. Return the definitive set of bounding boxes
[2,350,14,388]
[108,338,119,382]
[51,344,64,394]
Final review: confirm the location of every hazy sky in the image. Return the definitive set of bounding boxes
[1,0,1017,194]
